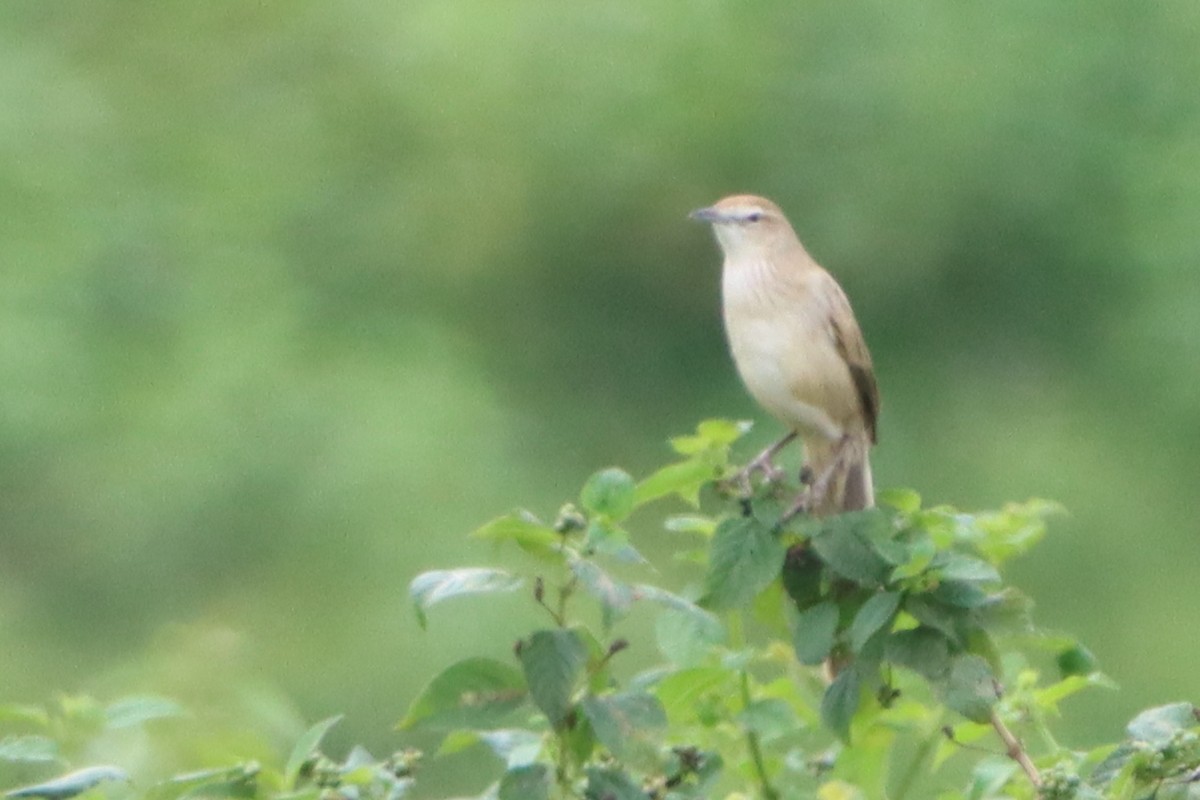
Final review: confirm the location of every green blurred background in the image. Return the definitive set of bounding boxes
[2,0,1197,787]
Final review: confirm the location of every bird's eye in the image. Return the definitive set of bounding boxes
[747,212,763,223]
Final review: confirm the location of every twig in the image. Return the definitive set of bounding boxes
[893,717,943,800]
[740,670,780,800]
[990,709,1040,788]
[728,614,779,800]
[532,577,565,626]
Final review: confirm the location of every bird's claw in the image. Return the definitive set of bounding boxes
[780,486,812,524]
[721,453,784,500]
[759,460,786,485]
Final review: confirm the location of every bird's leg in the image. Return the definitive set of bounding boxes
[780,485,813,524]
[728,431,798,495]
[780,435,853,524]
[808,442,848,510]
[746,431,797,481]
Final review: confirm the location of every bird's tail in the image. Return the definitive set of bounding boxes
[804,435,874,516]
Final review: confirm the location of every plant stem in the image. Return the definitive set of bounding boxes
[728,614,779,800]
[554,729,572,794]
[1031,709,1063,754]
[740,670,779,800]
[892,714,942,800]
[990,710,1040,788]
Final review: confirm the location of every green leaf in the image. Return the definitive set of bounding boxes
[872,538,910,567]
[811,513,892,586]
[964,757,1018,799]
[663,514,717,536]
[581,691,667,770]
[104,695,187,729]
[905,595,963,644]
[964,628,1002,674]
[518,629,588,729]
[933,720,992,769]
[751,579,788,630]
[878,488,921,514]
[702,516,786,610]
[437,728,542,768]
[564,714,597,772]
[498,763,550,800]
[1126,702,1197,745]
[583,519,646,563]
[1090,742,1142,789]
[1033,675,1113,715]
[158,764,259,798]
[932,553,1000,584]
[821,667,862,742]
[584,766,644,800]
[0,735,58,763]
[635,584,726,664]
[698,417,753,443]
[470,511,561,559]
[409,568,523,629]
[848,592,901,653]
[570,558,633,630]
[637,420,748,506]
[399,658,527,730]
[885,627,952,681]
[283,715,342,789]
[931,580,990,609]
[971,587,1034,634]
[1056,643,1100,677]
[581,468,637,520]
[635,459,717,507]
[654,607,725,666]
[971,499,1062,564]
[781,544,823,611]
[0,705,50,727]
[564,712,596,767]
[633,583,712,618]
[3,767,129,799]
[889,535,936,581]
[671,419,751,454]
[791,601,839,665]
[653,668,732,723]
[737,699,797,744]
[941,655,997,723]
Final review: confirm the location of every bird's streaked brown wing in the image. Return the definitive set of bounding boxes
[827,281,880,444]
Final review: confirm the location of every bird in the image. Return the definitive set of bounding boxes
[690,194,879,516]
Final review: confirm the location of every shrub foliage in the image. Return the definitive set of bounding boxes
[2,421,1197,800]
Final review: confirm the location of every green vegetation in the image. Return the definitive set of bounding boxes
[4,422,1196,798]
[3,1,1198,793]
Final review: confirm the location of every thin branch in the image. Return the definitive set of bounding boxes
[740,670,780,800]
[990,709,1040,788]
[728,613,779,800]
[893,715,943,800]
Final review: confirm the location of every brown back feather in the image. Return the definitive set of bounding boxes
[828,283,880,444]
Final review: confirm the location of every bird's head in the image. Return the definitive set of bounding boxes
[689,194,798,257]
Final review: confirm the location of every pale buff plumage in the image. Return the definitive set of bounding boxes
[691,194,879,515]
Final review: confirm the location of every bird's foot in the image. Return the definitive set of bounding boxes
[720,433,799,498]
[721,452,784,499]
[780,442,849,524]
[745,448,788,484]
[780,486,813,524]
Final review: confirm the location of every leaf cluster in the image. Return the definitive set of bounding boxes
[2,420,1197,800]
[397,420,1196,799]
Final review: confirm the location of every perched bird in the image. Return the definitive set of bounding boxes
[691,194,879,516]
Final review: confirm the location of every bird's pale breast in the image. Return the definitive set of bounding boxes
[722,258,855,443]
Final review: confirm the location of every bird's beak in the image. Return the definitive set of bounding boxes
[689,206,724,223]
